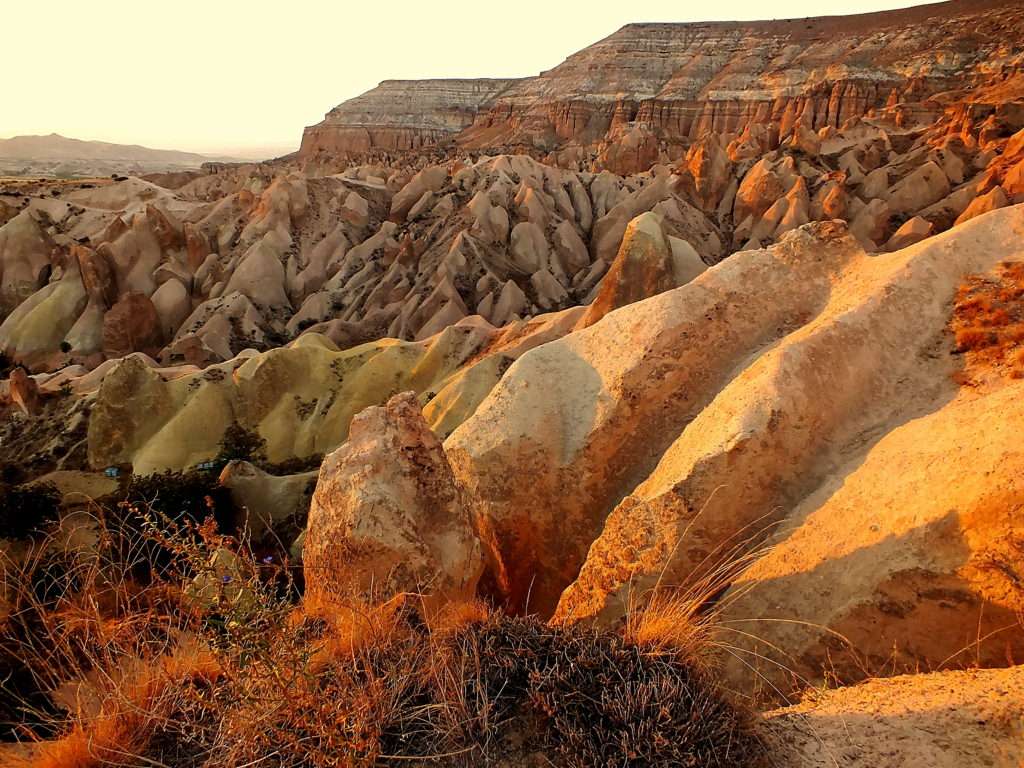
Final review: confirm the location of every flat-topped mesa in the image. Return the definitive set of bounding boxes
[299,78,524,157]
[301,0,1024,170]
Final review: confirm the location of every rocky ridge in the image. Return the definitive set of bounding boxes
[302,0,1024,173]
[1,3,1024,758]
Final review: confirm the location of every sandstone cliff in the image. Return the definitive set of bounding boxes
[301,0,1024,171]
[299,79,521,156]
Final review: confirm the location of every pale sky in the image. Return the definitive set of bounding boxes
[4,0,925,157]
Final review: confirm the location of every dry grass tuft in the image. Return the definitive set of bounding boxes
[2,509,765,768]
[625,589,713,656]
[17,643,219,768]
[951,261,1024,382]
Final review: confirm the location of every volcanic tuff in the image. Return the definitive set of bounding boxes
[3,3,1024,757]
[301,0,1024,171]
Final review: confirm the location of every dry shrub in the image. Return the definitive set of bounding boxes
[951,261,1024,381]
[19,644,219,768]
[0,482,62,540]
[2,511,764,768]
[955,326,996,351]
[0,512,220,766]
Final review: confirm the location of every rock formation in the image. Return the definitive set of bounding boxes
[303,392,481,611]
[218,460,318,548]
[82,309,580,475]
[300,79,520,156]
[447,221,863,616]
[4,32,1024,373]
[302,1,1024,174]
[765,667,1024,768]
[2,2,1024,741]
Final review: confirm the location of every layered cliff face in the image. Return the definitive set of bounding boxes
[299,79,522,156]
[301,0,1024,171]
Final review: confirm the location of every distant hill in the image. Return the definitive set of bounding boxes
[0,133,251,178]
[0,133,214,164]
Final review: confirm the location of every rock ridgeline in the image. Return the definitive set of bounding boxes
[301,0,1024,172]
[299,79,521,156]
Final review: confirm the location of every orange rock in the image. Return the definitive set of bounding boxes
[101,292,163,359]
[8,367,40,416]
[304,392,481,612]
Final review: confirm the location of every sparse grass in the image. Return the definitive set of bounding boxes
[951,260,1024,382]
[1,509,764,768]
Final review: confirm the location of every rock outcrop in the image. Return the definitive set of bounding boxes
[718,377,1024,695]
[446,221,862,616]
[303,392,481,611]
[765,667,1024,768]
[300,79,521,157]
[81,307,582,475]
[218,460,318,548]
[552,208,1024,672]
[8,367,40,416]
[302,1,1024,172]
[578,211,701,329]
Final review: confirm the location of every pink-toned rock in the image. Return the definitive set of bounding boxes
[303,392,481,612]
[885,216,933,251]
[850,198,893,248]
[73,244,118,309]
[102,293,164,359]
[8,367,40,416]
[1004,158,1024,203]
[578,212,676,329]
[678,134,733,211]
[954,185,1008,226]
[183,222,211,272]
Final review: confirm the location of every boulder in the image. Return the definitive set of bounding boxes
[680,134,733,210]
[850,198,892,248]
[340,190,370,229]
[884,216,933,251]
[151,279,191,340]
[8,367,40,416]
[73,244,118,309]
[0,212,54,311]
[954,185,1008,226]
[1004,158,1024,202]
[224,237,291,310]
[886,161,951,214]
[577,212,677,329]
[734,157,795,224]
[303,392,481,612]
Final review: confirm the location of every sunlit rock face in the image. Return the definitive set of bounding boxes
[301,1,1024,171]
[299,79,523,157]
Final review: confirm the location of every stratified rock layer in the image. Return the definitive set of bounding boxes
[302,0,1024,172]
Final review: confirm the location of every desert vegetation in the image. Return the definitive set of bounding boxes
[952,260,1024,382]
[1,501,764,768]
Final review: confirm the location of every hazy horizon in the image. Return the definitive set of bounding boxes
[7,0,933,156]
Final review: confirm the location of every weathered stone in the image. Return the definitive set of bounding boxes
[304,392,481,612]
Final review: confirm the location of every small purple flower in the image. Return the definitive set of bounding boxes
[262,555,274,564]
[221,575,232,584]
